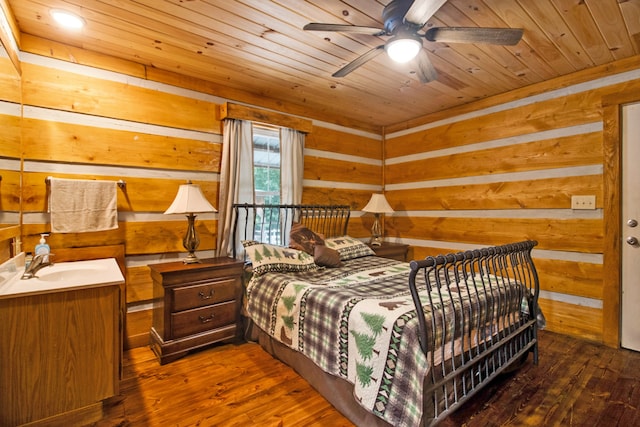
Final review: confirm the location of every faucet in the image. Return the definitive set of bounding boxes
[21,254,54,280]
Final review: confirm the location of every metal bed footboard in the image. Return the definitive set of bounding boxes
[408,240,540,426]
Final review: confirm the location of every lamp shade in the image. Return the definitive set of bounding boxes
[362,193,394,214]
[164,181,217,214]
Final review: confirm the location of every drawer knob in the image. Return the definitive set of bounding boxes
[198,289,215,299]
[198,314,215,323]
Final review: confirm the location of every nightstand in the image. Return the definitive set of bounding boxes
[368,242,409,262]
[149,257,244,364]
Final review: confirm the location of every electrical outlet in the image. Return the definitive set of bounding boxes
[571,195,596,210]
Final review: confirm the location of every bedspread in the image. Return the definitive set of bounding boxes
[245,255,526,426]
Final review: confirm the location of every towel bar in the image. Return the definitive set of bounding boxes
[45,177,126,189]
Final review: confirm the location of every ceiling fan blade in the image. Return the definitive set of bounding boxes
[414,49,437,83]
[333,45,385,78]
[304,23,385,35]
[425,27,524,45]
[404,0,448,28]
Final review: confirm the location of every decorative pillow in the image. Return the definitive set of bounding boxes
[289,222,325,255]
[313,244,342,268]
[243,242,317,276]
[324,235,375,261]
[241,239,260,248]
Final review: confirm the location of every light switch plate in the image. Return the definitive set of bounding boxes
[571,195,596,210]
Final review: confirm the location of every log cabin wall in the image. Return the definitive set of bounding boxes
[0,28,21,259]
[383,56,640,346]
[14,35,381,349]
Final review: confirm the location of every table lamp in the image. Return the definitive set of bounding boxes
[362,193,394,246]
[164,181,216,263]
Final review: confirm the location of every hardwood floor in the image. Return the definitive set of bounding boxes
[97,330,640,426]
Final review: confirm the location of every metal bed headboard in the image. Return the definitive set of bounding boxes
[231,203,350,259]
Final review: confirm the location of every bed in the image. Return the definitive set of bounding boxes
[231,203,541,426]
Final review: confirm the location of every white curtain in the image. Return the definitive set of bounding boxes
[217,120,306,256]
[280,127,305,205]
[217,119,254,257]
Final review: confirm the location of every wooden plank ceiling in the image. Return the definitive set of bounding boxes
[6,0,640,132]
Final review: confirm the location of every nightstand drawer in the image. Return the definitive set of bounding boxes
[172,278,237,311]
[171,301,237,338]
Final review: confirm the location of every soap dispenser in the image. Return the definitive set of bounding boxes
[35,234,51,263]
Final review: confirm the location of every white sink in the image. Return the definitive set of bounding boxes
[36,266,109,282]
[0,258,124,298]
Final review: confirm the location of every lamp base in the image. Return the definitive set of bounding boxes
[183,252,201,264]
[369,213,383,247]
[369,236,383,247]
[182,213,201,264]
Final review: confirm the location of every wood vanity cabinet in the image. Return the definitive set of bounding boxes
[0,282,121,426]
[149,257,244,365]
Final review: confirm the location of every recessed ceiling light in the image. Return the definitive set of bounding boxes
[50,9,85,30]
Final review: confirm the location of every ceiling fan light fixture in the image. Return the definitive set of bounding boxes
[50,9,85,30]
[385,36,421,63]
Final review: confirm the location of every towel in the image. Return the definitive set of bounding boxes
[49,178,118,233]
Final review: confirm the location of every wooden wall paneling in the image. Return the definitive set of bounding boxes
[126,265,153,303]
[535,258,603,300]
[304,156,381,186]
[123,220,217,256]
[21,224,125,252]
[0,226,19,245]
[345,216,371,240]
[386,133,602,185]
[21,63,219,133]
[124,308,152,350]
[21,118,221,172]
[386,175,603,210]
[385,91,603,158]
[51,244,125,270]
[305,126,382,160]
[411,245,461,261]
[0,240,10,261]
[0,170,20,212]
[389,216,603,253]
[538,298,603,342]
[0,114,21,159]
[301,187,373,210]
[0,57,20,102]
[125,263,153,350]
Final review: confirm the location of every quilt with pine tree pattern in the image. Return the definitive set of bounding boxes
[245,255,525,426]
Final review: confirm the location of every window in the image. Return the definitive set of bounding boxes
[252,124,280,205]
[252,124,282,243]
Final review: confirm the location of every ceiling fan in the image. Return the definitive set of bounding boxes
[303,0,524,83]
